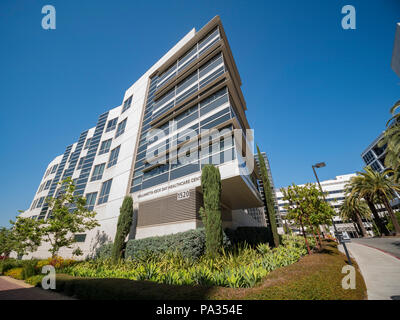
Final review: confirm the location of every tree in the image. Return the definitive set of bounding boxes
[281,184,313,254]
[307,187,335,247]
[42,177,99,257]
[348,167,400,236]
[0,227,15,257]
[112,196,134,264]
[281,183,334,253]
[199,164,223,257]
[256,146,279,247]
[9,214,43,258]
[339,195,370,237]
[347,170,390,236]
[379,99,400,182]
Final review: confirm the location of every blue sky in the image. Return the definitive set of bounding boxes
[0,0,399,227]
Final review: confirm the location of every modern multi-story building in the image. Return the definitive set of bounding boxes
[275,174,374,238]
[391,22,400,78]
[361,133,400,209]
[361,132,387,173]
[20,16,265,258]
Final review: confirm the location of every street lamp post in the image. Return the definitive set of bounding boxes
[312,162,352,265]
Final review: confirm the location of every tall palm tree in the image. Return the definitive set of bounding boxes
[378,99,400,182]
[348,172,388,236]
[339,195,370,237]
[349,167,400,236]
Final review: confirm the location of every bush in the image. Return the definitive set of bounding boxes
[95,243,113,260]
[112,196,134,263]
[387,211,400,233]
[225,227,271,247]
[25,275,44,286]
[0,258,22,275]
[5,267,24,280]
[63,234,313,289]
[35,256,76,271]
[200,165,223,256]
[125,228,230,261]
[22,260,38,279]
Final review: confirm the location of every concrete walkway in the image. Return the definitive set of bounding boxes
[0,276,74,300]
[339,242,400,300]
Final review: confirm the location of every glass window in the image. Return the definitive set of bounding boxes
[198,27,220,55]
[105,118,118,132]
[122,95,133,113]
[51,164,58,174]
[36,197,45,208]
[77,157,85,170]
[31,199,38,210]
[199,53,223,79]
[98,179,112,204]
[74,234,87,243]
[44,180,52,190]
[85,192,97,210]
[98,138,112,155]
[115,118,127,138]
[84,137,92,150]
[91,163,106,181]
[107,146,120,168]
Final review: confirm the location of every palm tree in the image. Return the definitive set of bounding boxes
[349,167,400,236]
[339,195,370,237]
[378,99,400,182]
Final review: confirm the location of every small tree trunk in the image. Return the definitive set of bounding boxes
[311,228,320,250]
[299,217,311,255]
[382,195,400,236]
[354,211,368,237]
[366,199,389,236]
[315,226,323,247]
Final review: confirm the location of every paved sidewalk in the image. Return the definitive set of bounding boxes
[339,242,400,300]
[0,276,74,300]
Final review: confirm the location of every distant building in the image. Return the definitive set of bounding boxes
[275,174,374,238]
[391,22,400,78]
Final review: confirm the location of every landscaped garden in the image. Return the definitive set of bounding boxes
[0,160,369,300]
[0,237,367,300]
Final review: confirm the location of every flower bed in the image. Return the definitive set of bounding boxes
[62,235,314,288]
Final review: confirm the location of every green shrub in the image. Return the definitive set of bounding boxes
[200,165,223,256]
[125,228,230,261]
[0,259,22,275]
[112,196,134,264]
[387,211,400,233]
[22,260,38,279]
[95,243,113,260]
[25,275,44,286]
[63,234,312,289]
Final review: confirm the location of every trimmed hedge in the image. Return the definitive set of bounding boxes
[94,227,271,261]
[125,228,231,260]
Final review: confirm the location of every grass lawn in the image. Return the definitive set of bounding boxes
[51,241,367,300]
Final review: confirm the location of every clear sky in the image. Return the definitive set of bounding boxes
[0,0,399,227]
